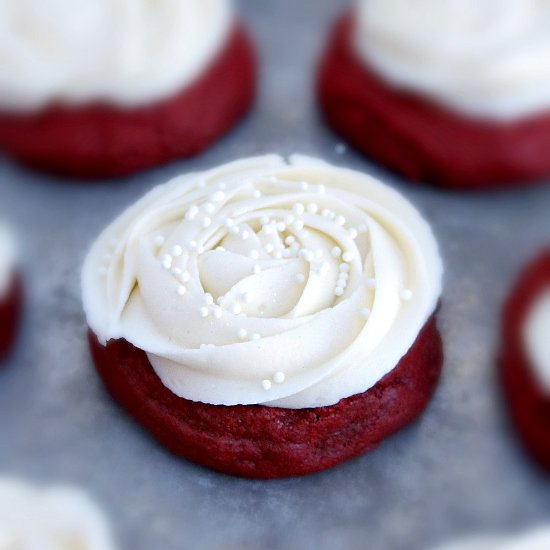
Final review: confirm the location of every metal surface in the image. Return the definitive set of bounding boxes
[1,1,549,548]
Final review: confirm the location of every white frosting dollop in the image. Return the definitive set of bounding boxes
[0,478,115,549]
[0,224,16,299]
[354,0,550,120]
[0,0,233,111]
[82,155,442,409]
[431,526,550,550]
[523,290,550,393]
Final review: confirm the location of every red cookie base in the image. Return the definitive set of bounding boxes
[317,14,550,190]
[0,23,256,179]
[500,250,550,471]
[88,315,442,479]
[0,274,23,361]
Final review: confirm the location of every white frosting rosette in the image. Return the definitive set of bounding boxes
[0,223,16,299]
[431,526,550,550]
[82,155,442,409]
[354,0,550,120]
[0,0,233,112]
[0,478,115,549]
[524,290,550,393]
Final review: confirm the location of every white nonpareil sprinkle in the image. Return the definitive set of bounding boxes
[261,379,272,391]
[251,333,261,341]
[185,205,199,220]
[359,307,370,319]
[334,287,344,297]
[335,215,346,226]
[237,328,248,340]
[401,288,413,301]
[154,235,165,246]
[161,254,173,269]
[349,228,358,239]
[171,245,183,257]
[204,202,216,214]
[230,303,242,315]
[176,285,187,296]
[273,371,285,384]
[307,202,319,214]
[210,191,225,202]
[331,246,341,258]
[342,251,354,262]
[292,203,305,215]
[202,217,212,228]
[204,293,214,305]
[253,264,262,275]
[199,307,209,318]
[213,306,223,319]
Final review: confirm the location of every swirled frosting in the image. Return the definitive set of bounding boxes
[431,526,550,550]
[354,0,550,120]
[0,223,16,298]
[0,0,233,112]
[82,155,442,409]
[523,290,550,393]
[0,478,115,549]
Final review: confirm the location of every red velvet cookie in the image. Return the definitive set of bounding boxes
[317,14,550,190]
[89,315,442,479]
[500,250,550,471]
[82,155,443,478]
[0,23,256,179]
[0,275,22,361]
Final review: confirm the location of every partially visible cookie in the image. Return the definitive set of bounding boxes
[0,225,21,361]
[318,3,550,189]
[500,250,550,470]
[0,477,115,549]
[430,525,550,550]
[0,1,256,178]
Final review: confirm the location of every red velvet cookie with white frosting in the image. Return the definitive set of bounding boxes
[318,1,550,189]
[82,155,444,478]
[0,225,21,361]
[0,478,115,549]
[500,250,550,471]
[0,1,256,179]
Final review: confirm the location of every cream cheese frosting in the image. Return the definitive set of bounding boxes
[0,478,115,549]
[0,224,16,299]
[0,0,233,112]
[523,289,550,393]
[354,0,550,120]
[431,526,550,550]
[82,155,442,409]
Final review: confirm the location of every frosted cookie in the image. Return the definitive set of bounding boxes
[0,477,115,549]
[501,250,550,470]
[0,224,21,360]
[82,154,444,478]
[318,0,550,189]
[0,0,256,178]
[431,525,550,550]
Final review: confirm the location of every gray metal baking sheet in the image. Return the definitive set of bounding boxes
[1,1,549,548]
